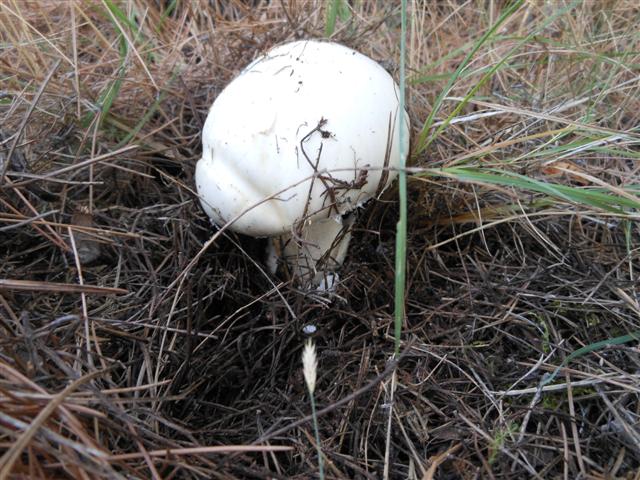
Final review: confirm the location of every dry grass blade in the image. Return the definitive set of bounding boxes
[0,59,60,182]
[0,368,109,477]
[1,1,640,478]
[109,445,293,461]
[422,443,461,480]
[2,145,139,190]
[0,279,127,296]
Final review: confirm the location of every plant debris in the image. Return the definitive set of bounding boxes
[1,1,639,478]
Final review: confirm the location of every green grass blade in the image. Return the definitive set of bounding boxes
[158,0,178,32]
[415,0,584,157]
[114,90,165,148]
[542,330,640,386]
[103,0,139,32]
[435,167,640,213]
[81,32,127,129]
[394,0,408,357]
[413,0,524,156]
[337,1,350,22]
[324,0,340,37]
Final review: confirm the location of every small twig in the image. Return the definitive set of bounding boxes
[423,443,462,480]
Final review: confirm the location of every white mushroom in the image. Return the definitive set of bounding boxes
[196,40,409,286]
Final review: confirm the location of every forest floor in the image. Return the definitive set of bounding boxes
[1,1,640,479]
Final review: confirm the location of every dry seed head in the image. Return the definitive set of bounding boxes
[302,339,317,394]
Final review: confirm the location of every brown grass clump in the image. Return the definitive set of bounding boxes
[1,1,640,478]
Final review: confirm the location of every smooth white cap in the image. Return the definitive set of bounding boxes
[196,40,409,237]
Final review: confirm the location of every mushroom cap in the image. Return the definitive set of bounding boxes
[196,40,409,237]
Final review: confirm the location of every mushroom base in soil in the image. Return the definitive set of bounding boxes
[265,213,355,288]
[195,39,409,287]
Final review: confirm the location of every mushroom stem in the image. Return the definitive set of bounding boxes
[267,214,355,287]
